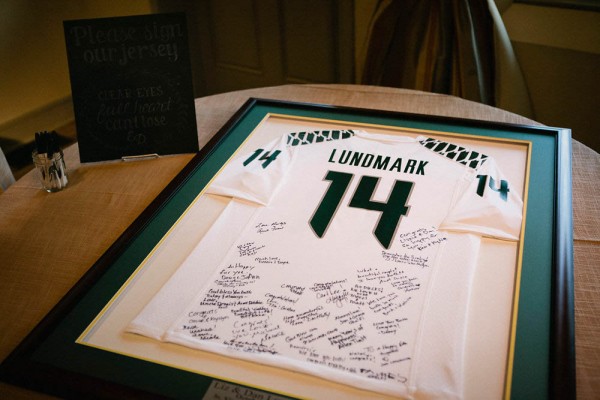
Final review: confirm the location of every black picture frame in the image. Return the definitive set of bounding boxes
[0,99,574,399]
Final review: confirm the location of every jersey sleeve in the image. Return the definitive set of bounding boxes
[440,157,523,241]
[206,134,294,206]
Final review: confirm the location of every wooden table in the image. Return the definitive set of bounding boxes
[1,84,598,399]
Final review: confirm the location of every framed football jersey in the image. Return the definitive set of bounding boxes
[0,99,574,399]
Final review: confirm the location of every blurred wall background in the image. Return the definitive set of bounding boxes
[1,0,598,159]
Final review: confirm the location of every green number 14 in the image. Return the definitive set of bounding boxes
[310,171,413,249]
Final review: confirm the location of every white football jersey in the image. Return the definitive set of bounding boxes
[128,130,522,399]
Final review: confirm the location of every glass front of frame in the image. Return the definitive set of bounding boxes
[79,113,531,399]
[4,100,569,399]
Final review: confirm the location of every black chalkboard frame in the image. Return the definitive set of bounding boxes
[63,12,199,163]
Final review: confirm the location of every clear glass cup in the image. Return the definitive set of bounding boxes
[32,150,68,192]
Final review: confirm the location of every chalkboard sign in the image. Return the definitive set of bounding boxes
[64,13,199,162]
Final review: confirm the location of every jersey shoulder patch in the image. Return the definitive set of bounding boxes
[418,137,488,169]
[286,130,355,147]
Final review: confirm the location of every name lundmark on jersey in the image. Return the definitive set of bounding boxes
[328,149,428,175]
